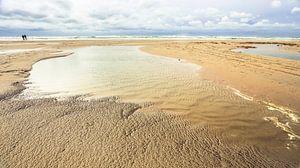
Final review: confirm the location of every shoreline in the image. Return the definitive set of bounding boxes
[0,49,73,100]
[0,39,299,166]
[0,39,299,111]
[141,40,300,112]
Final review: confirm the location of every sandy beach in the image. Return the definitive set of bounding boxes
[1,40,299,111]
[0,39,300,167]
[0,98,294,167]
[142,40,300,112]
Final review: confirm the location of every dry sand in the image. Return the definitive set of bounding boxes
[0,40,299,167]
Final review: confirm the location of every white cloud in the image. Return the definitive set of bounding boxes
[271,0,282,8]
[228,11,255,23]
[0,0,299,35]
[291,7,300,13]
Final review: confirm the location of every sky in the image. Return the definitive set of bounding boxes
[0,0,300,36]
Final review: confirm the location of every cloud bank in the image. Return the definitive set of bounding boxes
[271,0,282,8]
[291,6,300,13]
[0,0,299,36]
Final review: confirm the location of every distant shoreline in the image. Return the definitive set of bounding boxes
[1,35,300,41]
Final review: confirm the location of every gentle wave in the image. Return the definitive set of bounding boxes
[1,35,300,41]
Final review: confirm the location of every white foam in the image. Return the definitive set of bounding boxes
[264,102,299,123]
[227,87,254,101]
[227,86,300,141]
[264,117,300,140]
[227,86,299,124]
[0,36,300,41]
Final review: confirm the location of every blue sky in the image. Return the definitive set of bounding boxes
[0,0,300,36]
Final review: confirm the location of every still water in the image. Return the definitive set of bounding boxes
[233,44,300,60]
[21,46,299,161]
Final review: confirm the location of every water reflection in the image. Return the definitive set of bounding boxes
[21,46,299,160]
[233,44,300,60]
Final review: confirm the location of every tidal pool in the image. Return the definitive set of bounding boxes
[21,46,299,162]
[233,44,300,60]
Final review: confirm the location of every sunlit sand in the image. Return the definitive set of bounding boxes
[1,39,299,167]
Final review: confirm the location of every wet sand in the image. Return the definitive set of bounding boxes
[142,41,300,112]
[0,39,300,167]
[1,40,300,111]
[0,97,293,167]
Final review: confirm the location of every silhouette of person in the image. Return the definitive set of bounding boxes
[22,35,28,40]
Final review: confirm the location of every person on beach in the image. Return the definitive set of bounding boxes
[22,35,27,40]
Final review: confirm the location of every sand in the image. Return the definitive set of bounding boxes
[142,40,300,111]
[0,39,299,167]
[1,40,299,110]
[0,98,294,167]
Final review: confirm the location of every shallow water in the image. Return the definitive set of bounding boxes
[233,44,300,60]
[21,46,300,162]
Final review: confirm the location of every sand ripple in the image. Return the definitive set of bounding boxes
[0,98,295,167]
